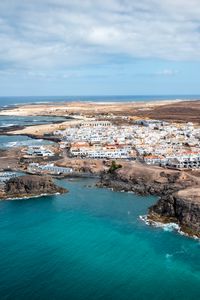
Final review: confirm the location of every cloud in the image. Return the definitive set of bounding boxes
[155,69,179,76]
[0,0,200,72]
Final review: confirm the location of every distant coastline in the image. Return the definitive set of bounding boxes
[0,94,200,108]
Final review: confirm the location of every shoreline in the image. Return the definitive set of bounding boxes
[0,99,193,117]
[139,215,200,240]
[0,174,68,201]
[97,164,200,239]
[0,96,199,108]
[2,99,200,137]
[1,100,200,135]
[1,192,61,201]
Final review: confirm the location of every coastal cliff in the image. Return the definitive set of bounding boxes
[148,188,200,238]
[97,162,200,237]
[0,175,67,200]
[97,163,198,195]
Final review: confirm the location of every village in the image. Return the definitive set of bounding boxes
[49,118,200,170]
[2,116,200,183]
[13,117,200,175]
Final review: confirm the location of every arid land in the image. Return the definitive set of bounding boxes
[1,99,200,136]
[1,99,200,177]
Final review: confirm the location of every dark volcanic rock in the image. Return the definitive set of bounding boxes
[148,188,200,237]
[4,175,67,199]
[97,163,200,238]
[97,164,198,196]
[0,125,25,133]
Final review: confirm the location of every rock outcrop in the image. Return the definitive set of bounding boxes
[97,163,199,195]
[1,175,67,199]
[97,162,200,238]
[148,188,200,238]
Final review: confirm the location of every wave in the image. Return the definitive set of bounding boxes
[0,123,15,128]
[139,215,199,240]
[3,192,61,201]
[3,139,44,148]
[140,215,180,231]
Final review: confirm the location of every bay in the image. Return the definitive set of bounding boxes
[0,178,199,300]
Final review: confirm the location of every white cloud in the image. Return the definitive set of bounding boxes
[155,69,179,76]
[0,0,200,71]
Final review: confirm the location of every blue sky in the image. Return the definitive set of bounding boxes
[0,0,200,96]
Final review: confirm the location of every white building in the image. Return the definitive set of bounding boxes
[26,146,54,157]
[81,120,112,127]
[28,163,73,175]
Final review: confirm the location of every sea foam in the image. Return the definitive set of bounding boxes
[140,215,199,239]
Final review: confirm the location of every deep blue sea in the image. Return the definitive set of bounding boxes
[0,178,199,300]
[0,94,200,107]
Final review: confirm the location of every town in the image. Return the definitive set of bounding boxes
[11,117,199,176]
[2,117,200,181]
[50,118,200,170]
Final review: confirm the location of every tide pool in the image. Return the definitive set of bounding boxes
[0,178,199,300]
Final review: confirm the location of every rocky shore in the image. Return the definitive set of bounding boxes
[0,175,67,200]
[148,188,200,238]
[97,162,200,238]
[97,163,199,195]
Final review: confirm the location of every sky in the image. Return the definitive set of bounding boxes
[0,0,200,96]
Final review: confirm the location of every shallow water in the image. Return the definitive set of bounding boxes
[0,135,54,149]
[0,178,199,300]
[0,114,67,149]
[0,115,67,127]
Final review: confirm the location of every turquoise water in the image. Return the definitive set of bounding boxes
[0,178,199,300]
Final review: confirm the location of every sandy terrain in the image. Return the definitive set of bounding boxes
[176,187,200,203]
[10,119,83,135]
[55,157,109,173]
[133,100,200,123]
[0,100,180,117]
[1,99,200,136]
[0,148,22,170]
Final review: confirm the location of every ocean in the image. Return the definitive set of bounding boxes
[0,115,67,127]
[0,178,199,300]
[0,94,200,107]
